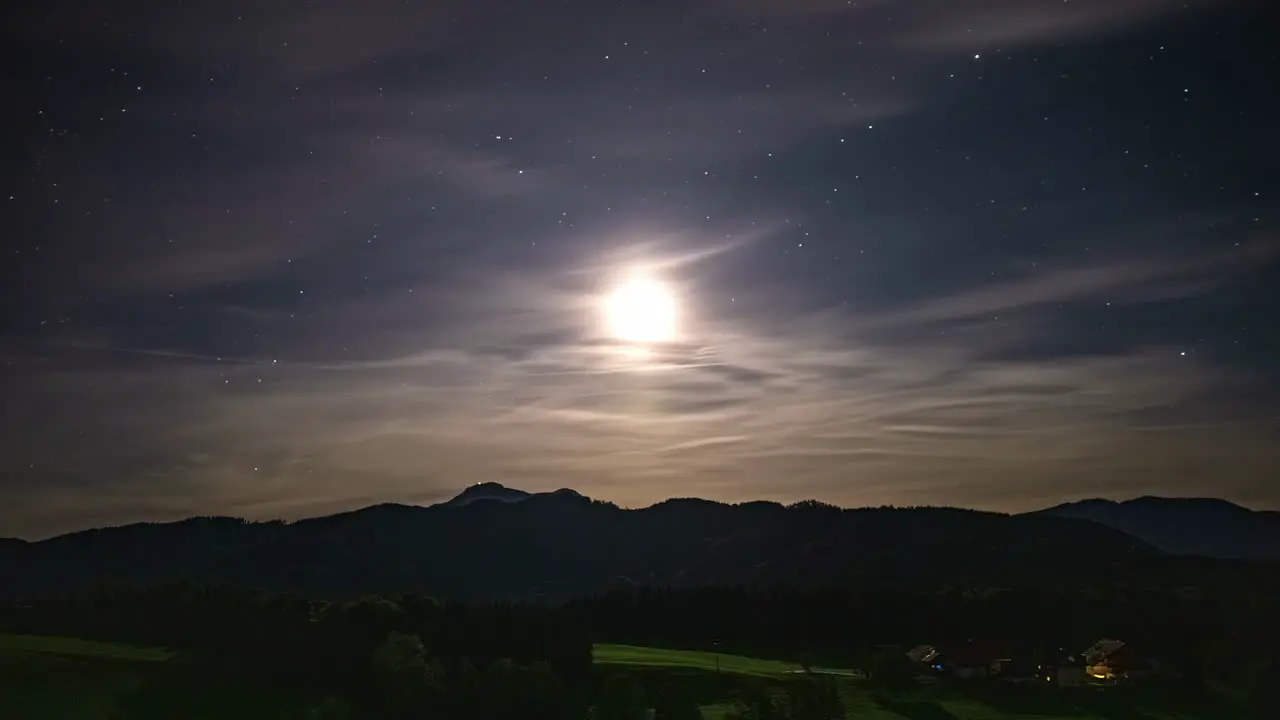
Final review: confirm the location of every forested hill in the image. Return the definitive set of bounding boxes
[0,486,1267,601]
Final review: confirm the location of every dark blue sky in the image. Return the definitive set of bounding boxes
[2,0,1276,538]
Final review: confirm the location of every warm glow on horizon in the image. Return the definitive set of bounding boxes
[603,273,678,343]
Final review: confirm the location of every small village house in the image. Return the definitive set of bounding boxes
[1083,639,1150,681]
[906,644,940,667]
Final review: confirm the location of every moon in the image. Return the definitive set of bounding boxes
[603,274,678,343]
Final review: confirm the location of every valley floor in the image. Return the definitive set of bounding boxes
[593,643,1247,720]
[0,633,1250,719]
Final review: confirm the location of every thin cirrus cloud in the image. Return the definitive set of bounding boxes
[16,0,928,301]
[887,0,1232,50]
[45,93,542,296]
[19,0,1055,307]
[19,0,477,79]
[857,238,1279,332]
[714,0,1232,49]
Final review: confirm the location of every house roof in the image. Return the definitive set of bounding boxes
[907,645,939,663]
[1084,639,1128,663]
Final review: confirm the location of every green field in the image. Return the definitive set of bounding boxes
[0,633,331,720]
[595,643,807,677]
[0,633,174,662]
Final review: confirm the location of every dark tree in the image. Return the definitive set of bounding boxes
[868,648,917,688]
[785,677,843,720]
[654,681,704,720]
[369,631,434,718]
[726,679,783,720]
[596,672,648,720]
[1247,654,1280,720]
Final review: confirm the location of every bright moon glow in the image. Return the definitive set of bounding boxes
[604,275,678,343]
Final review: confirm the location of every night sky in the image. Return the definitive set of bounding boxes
[2,0,1277,538]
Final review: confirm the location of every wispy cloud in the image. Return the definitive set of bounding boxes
[20,1,477,80]
[890,0,1230,51]
[654,436,751,454]
[713,0,1232,50]
[861,239,1278,331]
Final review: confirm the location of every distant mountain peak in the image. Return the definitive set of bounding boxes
[1084,495,1244,507]
[1036,495,1280,560]
[444,482,533,507]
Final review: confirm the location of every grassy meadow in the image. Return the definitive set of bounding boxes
[0,633,174,661]
[594,643,807,677]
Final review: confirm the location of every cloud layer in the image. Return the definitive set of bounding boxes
[5,239,1275,537]
[2,0,1275,537]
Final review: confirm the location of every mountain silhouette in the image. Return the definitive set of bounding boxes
[0,489,1265,601]
[1036,496,1280,560]
[441,482,589,508]
[444,482,534,507]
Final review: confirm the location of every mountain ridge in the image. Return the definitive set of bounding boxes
[1036,495,1280,560]
[5,487,1276,552]
[4,484,1270,603]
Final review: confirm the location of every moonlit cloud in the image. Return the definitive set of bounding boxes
[5,229,1276,538]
